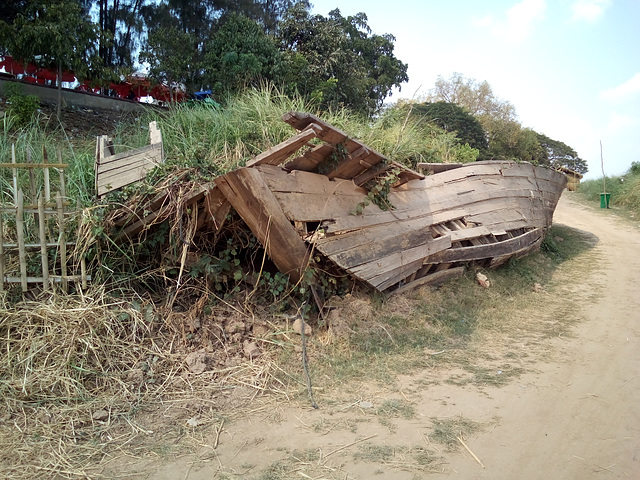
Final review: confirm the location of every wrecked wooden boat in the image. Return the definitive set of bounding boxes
[109,112,567,294]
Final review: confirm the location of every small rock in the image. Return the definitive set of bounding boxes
[292,317,313,336]
[92,410,109,422]
[126,368,144,384]
[476,272,491,288]
[186,417,202,427]
[554,236,565,243]
[252,322,270,337]
[243,341,261,359]
[185,350,209,374]
[359,401,374,409]
[533,283,545,293]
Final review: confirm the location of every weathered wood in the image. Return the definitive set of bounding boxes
[11,144,18,204]
[417,163,464,174]
[348,235,451,279]
[202,186,231,231]
[246,123,322,167]
[3,275,91,284]
[0,162,68,169]
[391,266,466,295]
[96,122,164,197]
[284,143,334,172]
[43,146,51,202]
[215,167,310,281]
[37,195,49,290]
[57,193,68,292]
[0,214,4,292]
[0,242,76,251]
[428,228,543,264]
[16,190,27,291]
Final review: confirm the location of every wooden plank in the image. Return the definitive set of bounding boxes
[16,190,27,291]
[38,195,49,290]
[349,235,451,281]
[149,121,162,145]
[427,228,543,264]
[57,193,68,292]
[203,186,231,231]
[246,123,321,167]
[321,227,446,270]
[97,144,161,173]
[353,161,392,186]
[215,167,310,281]
[0,163,68,168]
[43,146,50,202]
[284,143,334,172]
[326,147,379,180]
[369,258,425,291]
[3,275,91,284]
[391,266,466,295]
[0,214,4,292]
[1,242,76,251]
[11,144,18,204]
[417,163,463,174]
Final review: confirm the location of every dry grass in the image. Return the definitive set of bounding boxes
[0,288,297,480]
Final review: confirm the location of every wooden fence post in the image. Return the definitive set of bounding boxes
[16,190,27,292]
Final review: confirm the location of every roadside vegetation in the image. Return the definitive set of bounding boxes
[577,162,640,218]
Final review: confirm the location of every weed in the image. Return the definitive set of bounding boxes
[429,416,486,452]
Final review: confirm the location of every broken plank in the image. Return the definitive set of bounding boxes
[391,266,466,295]
[215,167,310,281]
[202,186,231,231]
[427,228,543,264]
[246,123,322,167]
[348,235,452,281]
[284,143,335,172]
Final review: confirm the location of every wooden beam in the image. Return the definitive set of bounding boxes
[215,167,310,281]
[391,266,466,295]
[246,123,322,167]
[427,228,543,264]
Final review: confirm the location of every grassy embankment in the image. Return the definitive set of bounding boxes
[0,87,598,479]
[576,162,640,218]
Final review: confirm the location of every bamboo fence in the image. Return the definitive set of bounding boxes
[0,145,88,292]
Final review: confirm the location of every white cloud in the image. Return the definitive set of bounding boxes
[570,0,611,22]
[600,73,640,101]
[476,0,547,44]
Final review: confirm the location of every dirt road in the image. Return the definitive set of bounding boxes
[436,194,640,478]
[111,193,640,479]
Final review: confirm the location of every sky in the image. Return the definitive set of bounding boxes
[311,0,640,179]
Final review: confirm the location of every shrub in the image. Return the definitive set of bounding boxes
[2,82,40,126]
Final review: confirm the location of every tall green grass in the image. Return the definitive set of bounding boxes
[577,162,640,216]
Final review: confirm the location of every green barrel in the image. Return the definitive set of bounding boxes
[600,193,611,208]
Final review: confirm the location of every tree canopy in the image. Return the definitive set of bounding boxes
[0,0,102,117]
[409,102,488,157]
[278,5,408,116]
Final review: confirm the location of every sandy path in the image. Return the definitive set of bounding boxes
[439,193,640,478]
[108,193,640,479]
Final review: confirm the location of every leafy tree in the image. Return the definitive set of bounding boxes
[428,72,517,121]
[537,133,588,174]
[409,102,489,158]
[90,0,146,69]
[0,0,103,118]
[278,4,408,116]
[203,13,283,96]
[139,26,197,102]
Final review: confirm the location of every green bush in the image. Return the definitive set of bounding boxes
[2,82,40,126]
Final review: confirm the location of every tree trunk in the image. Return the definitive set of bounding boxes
[56,62,63,120]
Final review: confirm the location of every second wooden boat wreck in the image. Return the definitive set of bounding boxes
[109,112,567,294]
